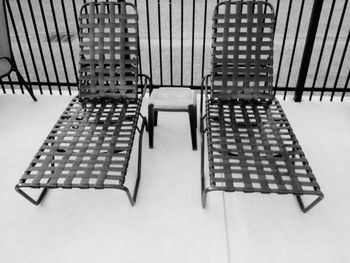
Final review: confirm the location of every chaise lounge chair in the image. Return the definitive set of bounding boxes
[200,0,323,212]
[15,1,150,206]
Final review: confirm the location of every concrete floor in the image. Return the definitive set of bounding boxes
[0,93,350,262]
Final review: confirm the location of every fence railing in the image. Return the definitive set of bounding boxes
[1,0,349,101]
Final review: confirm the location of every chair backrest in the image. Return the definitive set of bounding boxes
[211,0,275,100]
[0,0,12,60]
[78,1,139,100]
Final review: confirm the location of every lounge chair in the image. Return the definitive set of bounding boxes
[15,1,150,206]
[200,0,323,212]
[0,0,36,101]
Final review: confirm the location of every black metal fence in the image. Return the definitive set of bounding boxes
[1,0,349,101]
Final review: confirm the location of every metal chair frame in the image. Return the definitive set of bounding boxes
[15,1,151,206]
[200,0,323,213]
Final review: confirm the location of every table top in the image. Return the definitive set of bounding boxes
[149,87,196,108]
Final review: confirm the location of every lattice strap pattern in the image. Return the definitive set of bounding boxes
[206,98,322,197]
[211,1,275,100]
[79,2,139,99]
[18,96,142,189]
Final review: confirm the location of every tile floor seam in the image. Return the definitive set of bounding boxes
[223,192,232,263]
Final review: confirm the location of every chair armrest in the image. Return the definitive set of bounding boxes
[0,56,13,78]
[138,74,152,98]
[200,74,211,120]
[0,56,11,62]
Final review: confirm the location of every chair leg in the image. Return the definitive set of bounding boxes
[15,185,48,206]
[134,116,146,203]
[148,103,154,148]
[202,190,208,208]
[154,110,158,126]
[139,113,148,132]
[188,104,197,150]
[122,116,147,206]
[201,126,207,208]
[194,104,198,129]
[296,194,324,213]
[15,69,37,101]
[121,186,135,206]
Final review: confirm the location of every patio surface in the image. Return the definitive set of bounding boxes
[0,93,350,262]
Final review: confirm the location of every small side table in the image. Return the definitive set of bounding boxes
[148,87,197,150]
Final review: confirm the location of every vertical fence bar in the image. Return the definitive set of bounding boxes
[133,0,143,80]
[38,0,59,94]
[309,0,336,101]
[294,0,324,102]
[71,0,80,34]
[27,0,50,95]
[6,0,28,94]
[145,0,153,83]
[274,0,280,25]
[190,0,195,87]
[274,0,292,89]
[7,75,14,94]
[157,0,163,86]
[169,0,173,85]
[341,70,350,101]
[61,0,78,93]
[320,0,348,101]
[180,0,183,86]
[71,0,81,89]
[0,76,5,93]
[284,0,305,99]
[0,83,5,94]
[272,0,280,96]
[16,0,42,93]
[49,0,70,94]
[201,0,208,80]
[331,29,350,101]
[1,1,15,94]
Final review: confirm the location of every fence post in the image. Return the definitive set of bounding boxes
[294,0,324,102]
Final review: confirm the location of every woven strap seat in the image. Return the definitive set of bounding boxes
[18,96,141,189]
[200,1,323,212]
[15,1,150,206]
[206,98,322,197]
